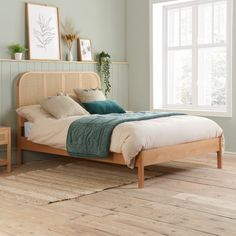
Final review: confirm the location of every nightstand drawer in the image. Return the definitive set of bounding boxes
[0,129,9,145]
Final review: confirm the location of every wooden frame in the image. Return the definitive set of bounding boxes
[0,127,11,172]
[150,0,232,117]
[26,3,61,61]
[16,72,223,188]
[77,38,93,61]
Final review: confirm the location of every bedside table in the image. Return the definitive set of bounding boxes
[0,127,11,172]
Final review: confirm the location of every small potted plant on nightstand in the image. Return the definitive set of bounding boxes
[8,44,28,60]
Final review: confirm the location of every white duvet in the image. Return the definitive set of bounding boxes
[28,115,223,168]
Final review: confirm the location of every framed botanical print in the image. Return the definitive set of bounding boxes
[26,3,61,60]
[77,38,93,61]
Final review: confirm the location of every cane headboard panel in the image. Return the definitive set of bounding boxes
[17,72,101,107]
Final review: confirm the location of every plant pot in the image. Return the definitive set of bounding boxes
[14,53,23,60]
[67,51,73,61]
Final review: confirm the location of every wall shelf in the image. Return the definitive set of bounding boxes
[0,59,128,65]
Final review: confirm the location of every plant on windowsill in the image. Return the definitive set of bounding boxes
[8,44,28,60]
[96,51,112,96]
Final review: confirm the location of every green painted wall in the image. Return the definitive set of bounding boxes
[0,0,126,61]
[127,0,236,152]
[127,0,150,111]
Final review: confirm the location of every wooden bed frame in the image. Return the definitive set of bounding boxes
[16,72,223,188]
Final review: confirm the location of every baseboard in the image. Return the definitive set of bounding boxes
[1,147,52,165]
[224,151,236,156]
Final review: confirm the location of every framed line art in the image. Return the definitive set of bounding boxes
[77,38,93,61]
[26,3,61,60]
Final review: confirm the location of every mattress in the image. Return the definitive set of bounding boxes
[26,115,223,168]
[24,122,33,138]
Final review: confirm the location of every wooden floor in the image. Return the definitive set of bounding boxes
[0,154,236,236]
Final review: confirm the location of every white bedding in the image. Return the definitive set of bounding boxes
[27,115,223,168]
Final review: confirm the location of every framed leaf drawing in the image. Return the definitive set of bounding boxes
[26,3,61,60]
[77,38,93,61]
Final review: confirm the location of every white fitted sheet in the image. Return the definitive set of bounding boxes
[24,122,33,138]
[27,115,223,168]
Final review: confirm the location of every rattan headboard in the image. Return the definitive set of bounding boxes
[17,72,101,107]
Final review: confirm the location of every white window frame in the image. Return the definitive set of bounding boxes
[150,0,233,117]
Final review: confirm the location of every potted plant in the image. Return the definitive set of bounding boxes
[96,51,112,96]
[8,44,28,60]
[61,20,79,61]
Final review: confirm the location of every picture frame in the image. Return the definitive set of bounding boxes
[26,3,61,60]
[77,38,93,61]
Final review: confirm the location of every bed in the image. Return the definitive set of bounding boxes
[16,72,223,188]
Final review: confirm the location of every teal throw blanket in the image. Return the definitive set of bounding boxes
[66,112,185,158]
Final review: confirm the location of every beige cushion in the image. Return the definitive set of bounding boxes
[40,95,89,119]
[57,91,79,102]
[16,105,53,122]
[74,89,106,103]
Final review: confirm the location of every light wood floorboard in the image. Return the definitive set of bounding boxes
[0,154,235,235]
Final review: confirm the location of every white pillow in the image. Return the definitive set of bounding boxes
[40,95,89,119]
[16,105,53,122]
[74,89,106,103]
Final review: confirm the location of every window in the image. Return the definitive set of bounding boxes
[151,0,232,116]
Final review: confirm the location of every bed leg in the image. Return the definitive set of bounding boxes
[138,159,144,188]
[217,150,222,169]
[217,136,222,169]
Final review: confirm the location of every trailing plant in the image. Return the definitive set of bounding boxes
[96,51,112,96]
[8,44,28,54]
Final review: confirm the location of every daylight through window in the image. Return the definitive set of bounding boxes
[152,0,232,116]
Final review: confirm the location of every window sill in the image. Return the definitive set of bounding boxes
[153,108,232,118]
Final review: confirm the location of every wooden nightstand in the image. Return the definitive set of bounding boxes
[0,127,11,172]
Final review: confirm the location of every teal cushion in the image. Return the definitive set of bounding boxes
[82,100,126,114]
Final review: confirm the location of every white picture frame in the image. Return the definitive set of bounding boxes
[77,38,93,61]
[26,3,61,60]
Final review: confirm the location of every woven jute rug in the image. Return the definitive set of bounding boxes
[0,160,155,205]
